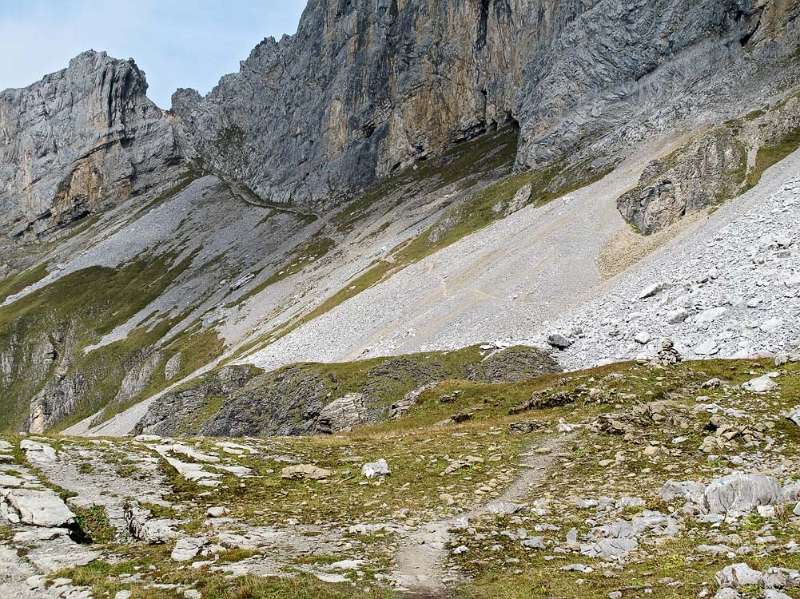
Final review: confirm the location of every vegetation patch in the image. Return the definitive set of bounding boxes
[0,262,49,304]
[0,253,194,432]
[72,504,115,544]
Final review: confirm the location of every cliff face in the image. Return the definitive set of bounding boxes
[1,1,798,226]
[0,51,183,241]
[172,0,592,206]
[515,0,800,171]
[174,0,800,208]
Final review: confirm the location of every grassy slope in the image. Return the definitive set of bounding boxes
[0,255,193,431]
[13,358,797,598]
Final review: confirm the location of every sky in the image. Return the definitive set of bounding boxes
[0,0,307,107]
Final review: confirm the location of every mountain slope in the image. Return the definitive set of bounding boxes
[0,0,799,435]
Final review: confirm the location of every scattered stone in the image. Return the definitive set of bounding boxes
[742,375,778,393]
[653,338,682,366]
[695,340,720,356]
[509,421,544,435]
[638,282,668,300]
[486,500,525,515]
[281,464,332,480]
[362,459,390,479]
[702,378,722,389]
[522,537,546,549]
[207,507,229,518]
[561,564,593,573]
[695,307,728,324]
[666,308,689,324]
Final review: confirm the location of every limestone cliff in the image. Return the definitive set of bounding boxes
[0,51,183,241]
[174,0,800,208]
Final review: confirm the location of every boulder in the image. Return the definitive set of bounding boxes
[547,334,573,350]
[171,536,206,562]
[361,459,390,479]
[315,393,367,434]
[20,440,57,463]
[2,489,75,527]
[638,282,668,300]
[715,563,763,588]
[666,308,689,324]
[659,480,705,505]
[391,383,436,419]
[124,503,177,544]
[703,473,783,515]
[742,375,778,393]
[522,537,546,549]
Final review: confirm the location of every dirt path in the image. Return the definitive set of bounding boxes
[390,433,570,595]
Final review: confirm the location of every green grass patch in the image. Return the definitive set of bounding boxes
[747,125,800,189]
[0,253,195,432]
[0,262,49,304]
[72,504,115,544]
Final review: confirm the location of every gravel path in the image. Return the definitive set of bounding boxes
[390,434,570,594]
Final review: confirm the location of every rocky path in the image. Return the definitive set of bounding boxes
[390,433,571,594]
[0,439,97,598]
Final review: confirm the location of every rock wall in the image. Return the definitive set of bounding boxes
[0,51,183,241]
[172,0,591,207]
[2,2,798,225]
[175,0,800,208]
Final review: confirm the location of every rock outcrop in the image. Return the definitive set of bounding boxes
[0,51,183,241]
[134,346,561,438]
[618,92,800,234]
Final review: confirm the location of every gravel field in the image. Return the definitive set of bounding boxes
[244,147,800,373]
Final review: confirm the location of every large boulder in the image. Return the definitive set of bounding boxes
[280,464,332,481]
[315,393,367,434]
[1,489,75,527]
[703,473,783,515]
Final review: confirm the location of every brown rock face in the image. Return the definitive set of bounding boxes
[172,0,589,207]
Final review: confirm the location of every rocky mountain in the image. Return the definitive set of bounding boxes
[175,0,800,207]
[0,51,183,242]
[0,0,798,439]
[2,2,800,597]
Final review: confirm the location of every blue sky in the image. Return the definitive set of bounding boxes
[0,0,307,107]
